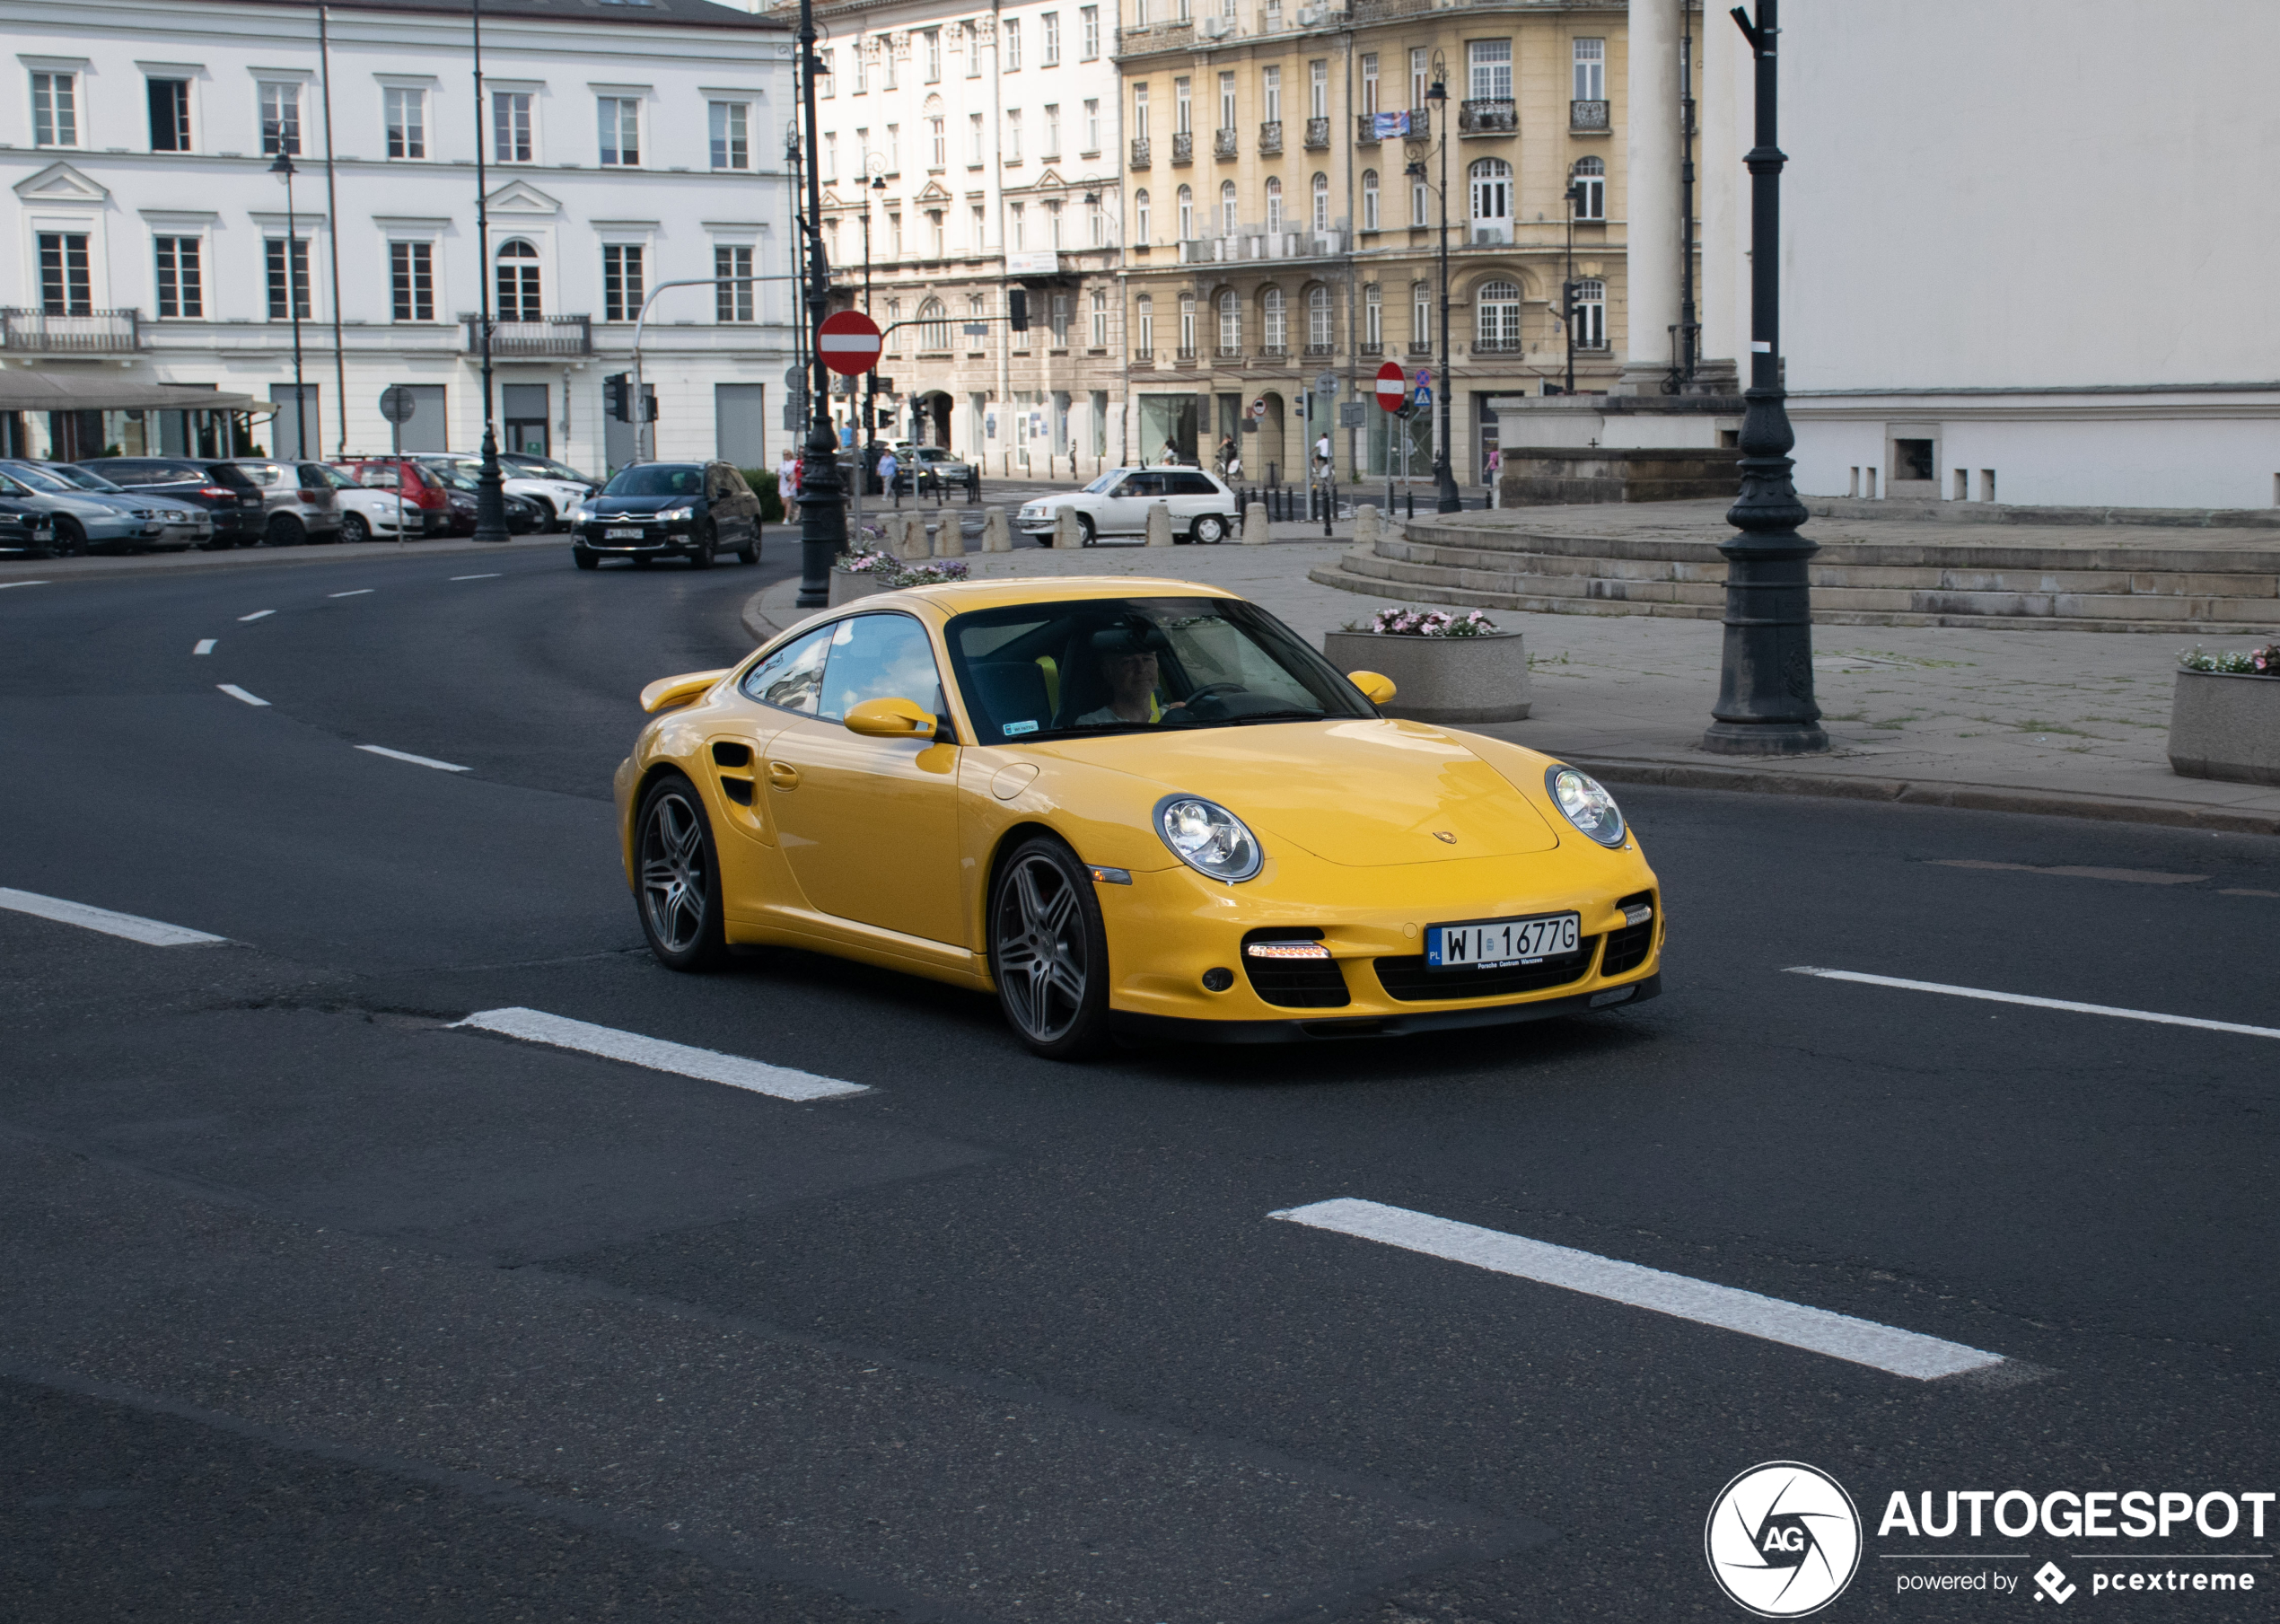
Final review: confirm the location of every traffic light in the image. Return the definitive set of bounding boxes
[640,383,657,423]
[1007,289,1029,332]
[1559,281,1582,325]
[604,373,630,422]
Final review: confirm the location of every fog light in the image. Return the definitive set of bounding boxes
[1201,967,1234,992]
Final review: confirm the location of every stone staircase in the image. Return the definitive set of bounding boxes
[1311,504,2280,633]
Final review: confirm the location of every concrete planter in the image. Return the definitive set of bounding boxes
[1321,628,1530,723]
[2169,668,2280,786]
[829,567,890,607]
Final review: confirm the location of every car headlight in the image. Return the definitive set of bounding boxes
[659,505,696,522]
[569,505,592,523]
[1153,794,1263,882]
[1546,766,1627,847]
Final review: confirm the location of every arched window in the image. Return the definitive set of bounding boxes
[1305,284,1331,350]
[1261,285,1286,352]
[1311,172,1329,233]
[1135,187,1152,242]
[1136,293,1155,356]
[1361,168,1380,232]
[1475,278,1521,351]
[1264,176,1284,233]
[1468,157,1513,243]
[1363,282,1382,347]
[1177,183,1194,239]
[1572,277,1605,347]
[1571,154,1605,221]
[918,296,950,352]
[1223,180,1240,236]
[1217,289,1241,354]
[967,292,988,351]
[495,238,541,321]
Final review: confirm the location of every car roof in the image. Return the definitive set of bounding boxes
[895,575,1241,616]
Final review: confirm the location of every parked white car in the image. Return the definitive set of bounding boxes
[1015,467,1241,546]
[418,453,594,531]
[303,463,411,543]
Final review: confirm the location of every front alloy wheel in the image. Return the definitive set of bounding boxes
[989,838,1110,1059]
[1191,514,1229,544]
[635,775,727,970]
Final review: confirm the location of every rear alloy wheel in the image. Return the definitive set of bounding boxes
[266,513,305,547]
[988,836,1111,1059]
[634,774,728,970]
[340,513,371,545]
[1191,513,1230,545]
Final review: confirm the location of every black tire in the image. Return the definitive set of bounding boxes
[265,513,305,548]
[48,518,87,558]
[1076,514,1097,548]
[987,835,1112,1060]
[573,545,599,570]
[633,773,728,970]
[688,523,716,569]
[340,512,371,545]
[1191,513,1230,545]
[738,540,759,564]
[531,497,558,531]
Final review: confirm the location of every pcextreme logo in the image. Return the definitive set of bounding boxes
[1706,1461,1864,1618]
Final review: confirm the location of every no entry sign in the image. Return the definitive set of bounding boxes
[818,310,884,376]
[1374,361,1407,412]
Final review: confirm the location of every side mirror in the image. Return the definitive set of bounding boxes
[844,696,938,739]
[1347,670,1398,707]
[638,668,731,715]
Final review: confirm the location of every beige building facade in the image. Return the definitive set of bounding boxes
[1114,0,1651,489]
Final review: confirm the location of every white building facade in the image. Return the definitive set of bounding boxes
[3,0,797,477]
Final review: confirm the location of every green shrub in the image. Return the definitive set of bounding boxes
[743,468,785,524]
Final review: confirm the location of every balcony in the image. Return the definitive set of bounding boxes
[1256,344,1288,362]
[1303,116,1329,149]
[1357,341,1382,358]
[1174,346,1199,366]
[1570,99,1609,133]
[1214,127,1240,159]
[1469,336,1524,356]
[1355,113,1380,145]
[468,314,594,356]
[1171,130,1194,163]
[3,308,142,354]
[1113,21,1195,55]
[1459,99,1517,136]
[1406,339,1434,357]
[1130,136,1151,168]
[1133,347,1155,364]
[1258,120,1283,156]
[1216,345,1244,362]
[1302,343,1333,359]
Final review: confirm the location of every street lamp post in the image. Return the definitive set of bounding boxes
[793,0,846,609]
[1425,77,1460,513]
[469,0,510,543]
[268,154,307,465]
[1701,0,1826,756]
[1562,180,1583,395]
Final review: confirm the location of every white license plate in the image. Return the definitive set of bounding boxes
[605,527,644,539]
[1425,912,1580,970]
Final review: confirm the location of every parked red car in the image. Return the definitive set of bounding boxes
[341,459,454,537]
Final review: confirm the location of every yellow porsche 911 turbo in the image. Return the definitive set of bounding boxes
[614,577,1663,1058]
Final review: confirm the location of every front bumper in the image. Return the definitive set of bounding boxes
[1113,973,1661,1044]
[575,522,700,556]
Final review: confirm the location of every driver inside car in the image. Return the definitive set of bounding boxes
[1074,627,1191,727]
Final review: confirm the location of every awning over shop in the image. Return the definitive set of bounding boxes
[0,372,258,414]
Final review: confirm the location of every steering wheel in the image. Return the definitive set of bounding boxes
[1174,681,1249,721]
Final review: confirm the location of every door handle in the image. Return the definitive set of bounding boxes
[766,760,801,790]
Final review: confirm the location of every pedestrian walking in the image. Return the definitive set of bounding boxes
[776,450,798,510]
[878,447,900,505]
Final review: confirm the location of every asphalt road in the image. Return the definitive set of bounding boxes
[2,542,2276,1622]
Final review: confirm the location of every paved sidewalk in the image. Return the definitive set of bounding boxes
[745,539,2280,837]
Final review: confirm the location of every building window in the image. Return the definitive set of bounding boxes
[1219,71,1236,130]
[1264,175,1283,233]
[1571,154,1605,220]
[1010,202,1024,249]
[929,114,945,168]
[1311,171,1329,233]
[1176,183,1193,238]
[1218,289,1241,352]
[1090,287,1108,347]
[1409,47,1428,109]
[1179,292,1197,352]
[1306,284,1330,348]
[967,292,988,349]
[1136,294,1153,352]
[390,241,434,321]
[1261,285,1286,351]
[1364,282,1381,346]
[928,209,945,257]
[38,233,91,315]
[823,216,841,261]
[1004,18,1022,69]
[1468,39,1513,101]
[1009,292,1028,350]
[881,34,898,91]
[1135,187,1152,241]
[1572,277,1605,347]
[1043,104,1060,159]
[885,123,899,173]
[1411,169,1428,226]
[966,26,981,77]
[148,78,191,153]
[1221,179,1238,235]
[1081,6,1100,59]
[1005,109,1022,162]
[493,92,532,162]
[1050,293,1071,347]
[597,97,640,166]
[823,131,837,180]
[853,39,868,92]
[32,71,79,147]
[970,203,986,250]
[1133,83,1150,139]
[1476,278,1521,348]
[1361,169,1380,231]
[602,243,644,320]
[1360,53,1378,116]
[1083,98,1100,153]
[385,86,426,159]
[916,297,949,351]
[153,235,202,318]
[1046,198,1064,247]
[1174,76,1191,133]
[820,48,836,96]
[259,80,302,155]
[1087,193,1104,245]
[969,112,985,163]
[1260,66,1279,124]
[888,212,902,257]
[1042,12,1061,65]
[885,297,904,353]
[1573,38,1604,102]
[494,238,541,320]
[265,237,311,320]
[715,244,753,321]
[710,101,750,169]
[1310,59,1328,119]
[924,28,941,81]
[1470,156,1513,239]
[1412,280,1431,347]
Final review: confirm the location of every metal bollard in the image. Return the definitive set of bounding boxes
[1406,490,1416,520]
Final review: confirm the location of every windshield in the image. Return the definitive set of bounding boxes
[602,465,706,497]
[48,465,122,491]
[505,455,594,484]
[1081,470,1127,495]
[944,596,1377,742]
[3,464,76,493]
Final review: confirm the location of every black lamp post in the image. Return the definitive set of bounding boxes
[864,166,886,473]
[1562,179,1583,395]
[1701,0,1825,755]
[1424,75,1460,513]
[469,0,510,543]
[268,153,308,462]
[793,0,846,608]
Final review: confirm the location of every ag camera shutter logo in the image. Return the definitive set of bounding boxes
[1706,1462,1863,1617]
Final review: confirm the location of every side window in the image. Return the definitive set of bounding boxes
[362,464,399,489]
[1171,472,1216,496]
[1118,472,1162,498]
[723,467,755,499]
[818,613,944,723]
[741,625,834,714]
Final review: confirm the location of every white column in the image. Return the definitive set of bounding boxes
[1618,0,1681,392]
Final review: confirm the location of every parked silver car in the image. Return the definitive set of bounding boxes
[227,460,344,545]
[0,461,210,553]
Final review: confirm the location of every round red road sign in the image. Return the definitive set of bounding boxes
[1374,360,1408,412]
[818,310,884,376]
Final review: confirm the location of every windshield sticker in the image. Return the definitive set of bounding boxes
[1003,719,1040,736]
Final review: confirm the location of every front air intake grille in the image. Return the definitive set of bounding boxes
[1372,941,1599,1002]
[1241,928,1350,1008]
[1601,890,1657,976]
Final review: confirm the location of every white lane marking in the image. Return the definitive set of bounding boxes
[328,588,374,599]
[355,743,470,773]
[237,610,274,622]
[1270,1198,2004,1382]
[0,886,226,947]
[1786,966,2280,1042]
[216,684,269,707]
[451,573,502,581]
[193,638,216,655]
[0,581,49,591]
[451,1006,869,1102]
